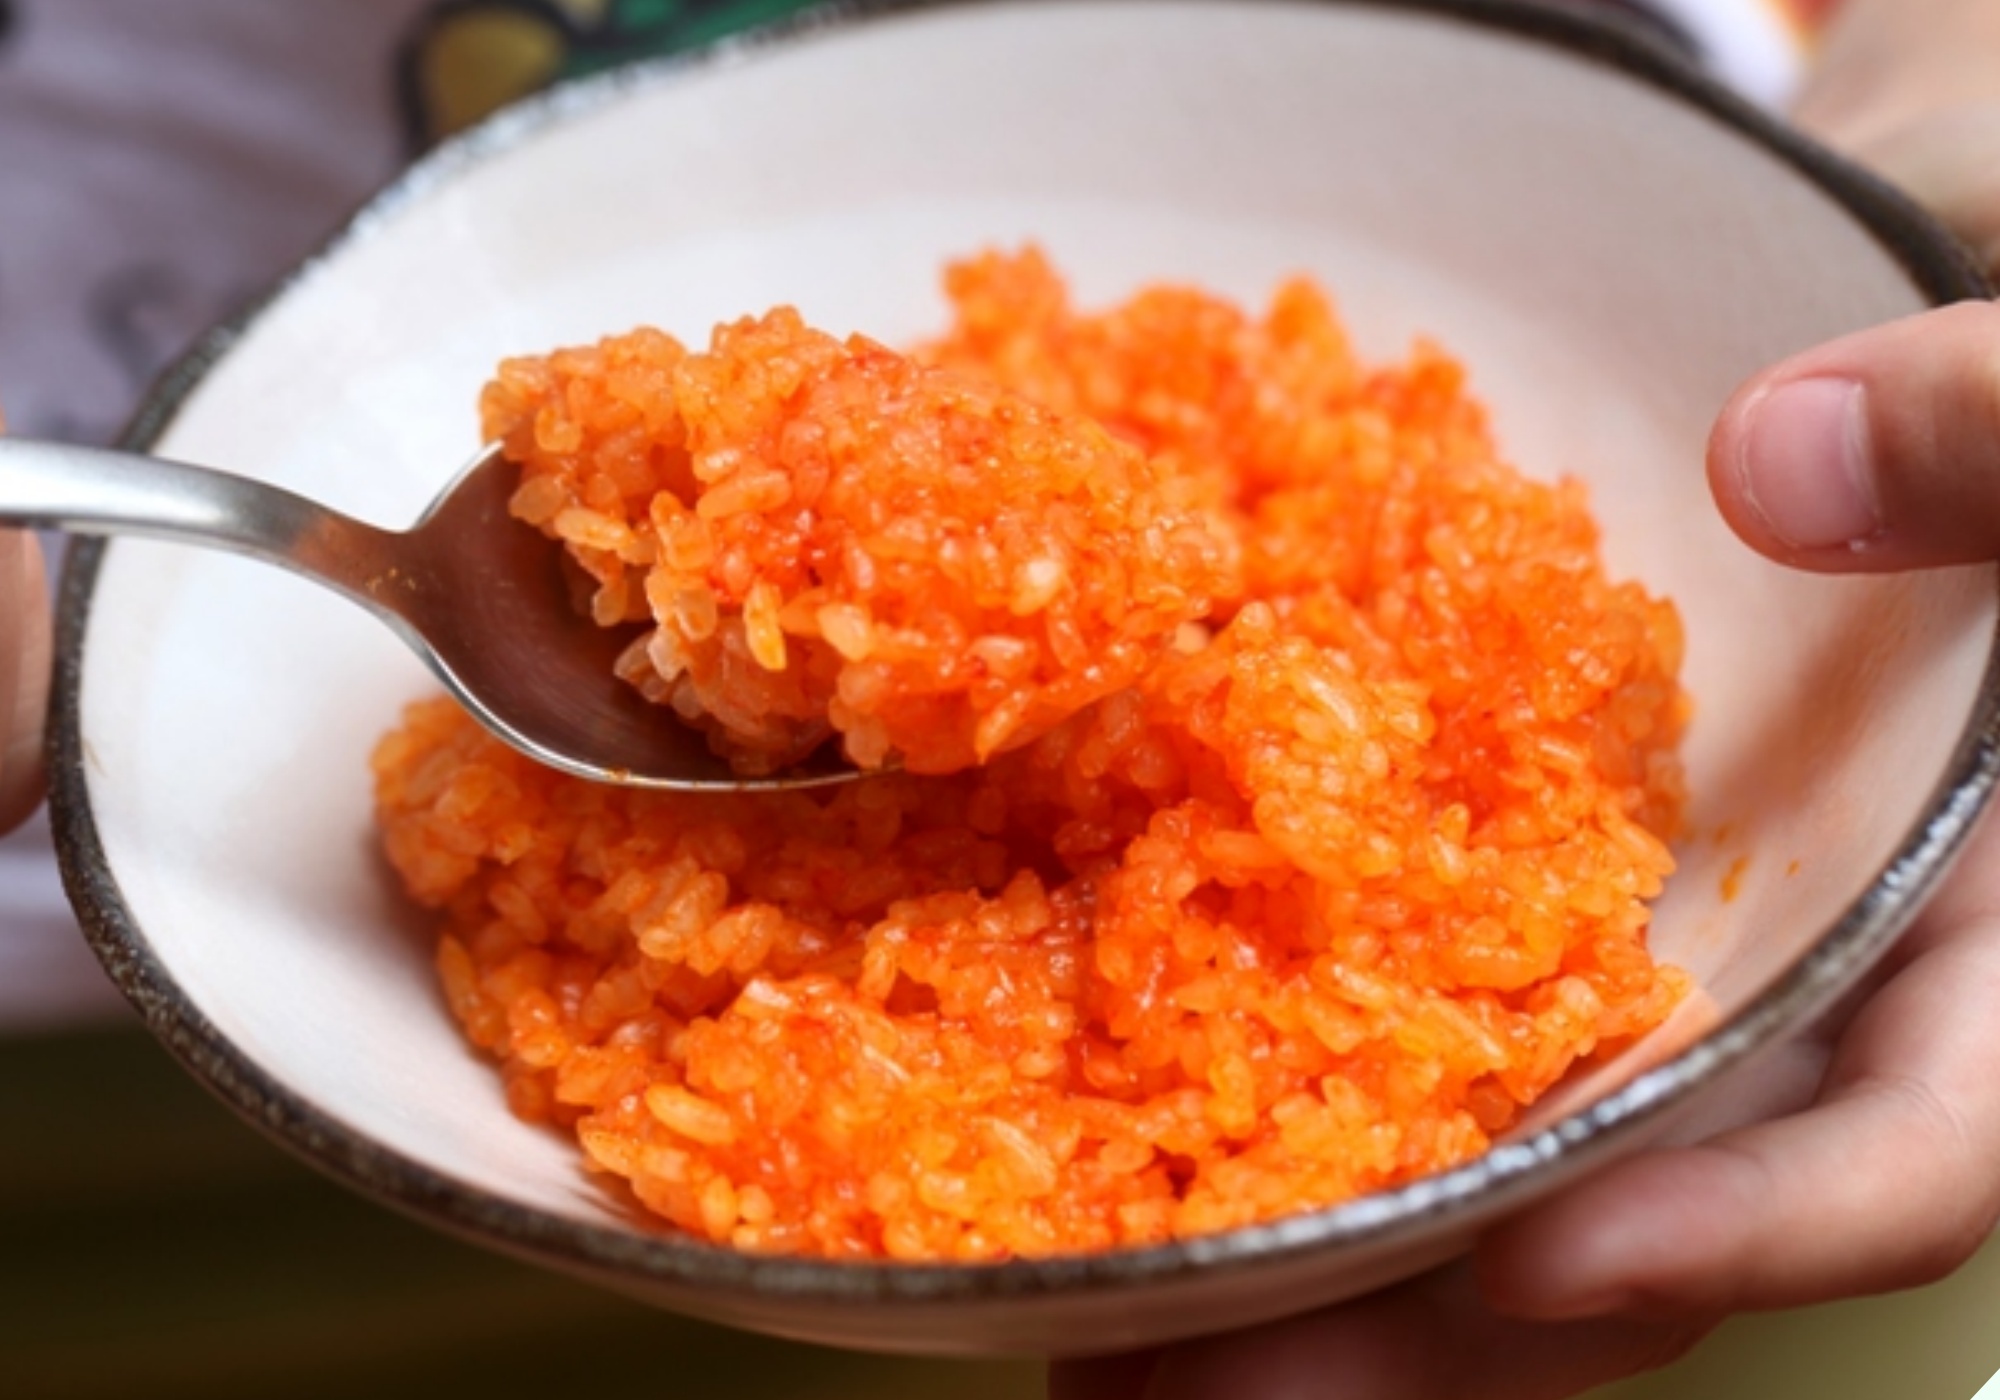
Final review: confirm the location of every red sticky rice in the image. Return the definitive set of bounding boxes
[372,248,1691,1261]
[477,305,1237,774]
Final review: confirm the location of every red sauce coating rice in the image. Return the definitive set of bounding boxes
[478,306,1237,774]
[373,249,1690,1261]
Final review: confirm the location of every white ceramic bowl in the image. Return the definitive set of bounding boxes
[52,0,2000,1358]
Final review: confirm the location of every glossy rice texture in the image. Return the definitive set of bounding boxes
[373,250,1690,1261]
[479,305,1238,774]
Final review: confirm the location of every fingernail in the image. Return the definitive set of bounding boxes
[1737,377,1881,550]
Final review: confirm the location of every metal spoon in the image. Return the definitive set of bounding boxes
[0,438,867,792]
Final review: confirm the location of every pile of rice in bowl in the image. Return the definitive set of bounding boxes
[372,248,1691,1261]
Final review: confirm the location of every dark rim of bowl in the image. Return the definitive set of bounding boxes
[48,0,2000,1311]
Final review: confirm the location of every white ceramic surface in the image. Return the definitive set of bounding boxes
[51,0,1998,1358]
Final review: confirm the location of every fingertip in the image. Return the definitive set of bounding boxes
[1709,302,2000,572]
[1729,376,1881,554]
[1706,374,1771,553]
[1707,357,1889,569]
[0,529,51,834]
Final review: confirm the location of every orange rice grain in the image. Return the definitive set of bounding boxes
[374,248,1691,1261]
[480,307,1240,774]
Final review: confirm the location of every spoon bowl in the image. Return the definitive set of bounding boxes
[0,437,864,791]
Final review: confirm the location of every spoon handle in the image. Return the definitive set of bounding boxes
[0,438,398,599]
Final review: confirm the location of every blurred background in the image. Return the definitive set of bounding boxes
[4,2,1998,1397]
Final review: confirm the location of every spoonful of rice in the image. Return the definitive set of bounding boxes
[0,434,856,790]
[0,308,1237,790]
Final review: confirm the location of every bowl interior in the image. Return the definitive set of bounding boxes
[60,0,1996,1355]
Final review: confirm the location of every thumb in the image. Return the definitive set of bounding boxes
[1707,300,2000,571]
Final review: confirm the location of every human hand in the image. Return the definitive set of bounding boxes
[0,411,50,835]
[0,528,49,834]
[1050,5,2000,1396]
